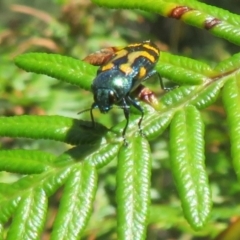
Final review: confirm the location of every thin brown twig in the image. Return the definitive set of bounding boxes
[10,4,54,24]
[11,37,61,58]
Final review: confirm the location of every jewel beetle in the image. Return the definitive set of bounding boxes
[82,40,162,143]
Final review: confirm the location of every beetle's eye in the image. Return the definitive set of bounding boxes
[109,91,117,104]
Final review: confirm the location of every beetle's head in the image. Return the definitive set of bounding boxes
[92,88,117,113]
[91,70,130,113]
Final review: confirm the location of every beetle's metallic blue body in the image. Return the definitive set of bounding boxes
[88,40,160,142]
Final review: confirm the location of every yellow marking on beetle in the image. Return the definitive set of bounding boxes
[143,43,159,55]
[99,43,158,73]
[118,50,155,75]
[138,67,147,78]
[111,49,128,61]
[119,64,133,75]
[101,62,114,71]
[128,51,156,64]
[100,49,128,72]
[127,43,142,48]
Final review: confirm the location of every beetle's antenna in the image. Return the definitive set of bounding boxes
[78,108,92,115]
[77,107,95,128]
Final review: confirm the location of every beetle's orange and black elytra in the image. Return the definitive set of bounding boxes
[82,40,160,145]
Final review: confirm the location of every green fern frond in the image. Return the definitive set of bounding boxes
[0,0,240,239]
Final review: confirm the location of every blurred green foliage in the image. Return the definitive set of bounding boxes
[0,0,240,239]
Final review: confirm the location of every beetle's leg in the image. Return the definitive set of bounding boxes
[127,96,144,135]
[119,101,129,146]
[90,103,98,128]
[145,70,171,91]
[140,69,174,91]
[155,72,177,91]
[156,72,168,91]
[121,98,130,145]
[78,106,95,128]
[90,108,95,128]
